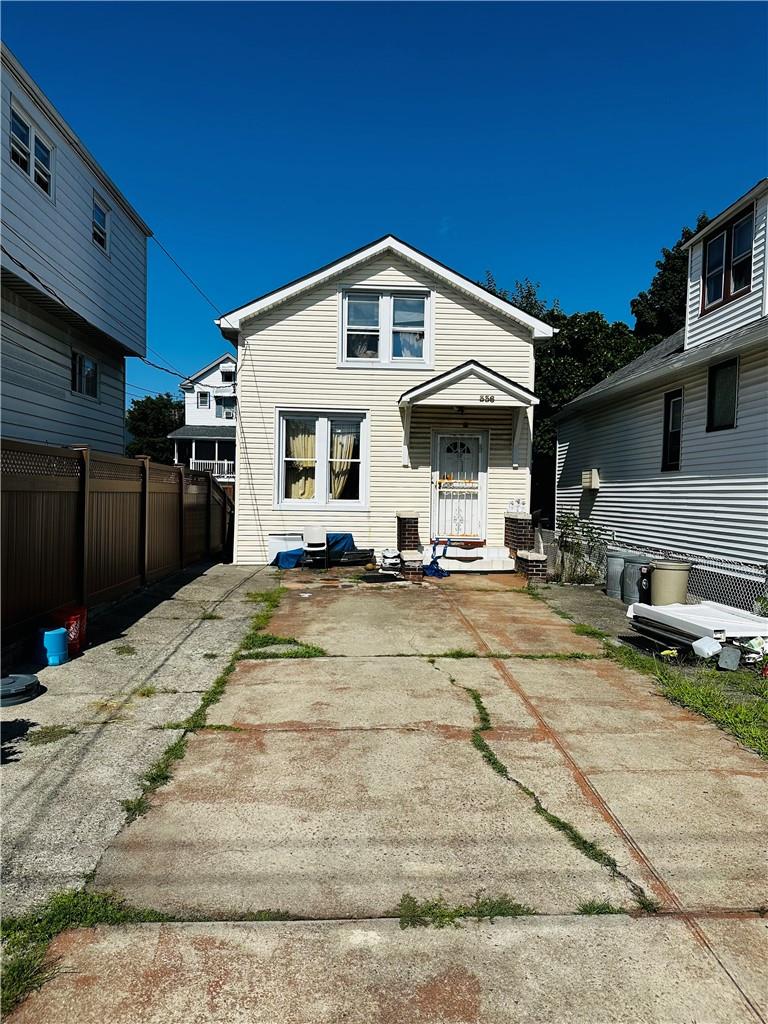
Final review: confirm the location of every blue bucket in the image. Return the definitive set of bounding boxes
[40,627,69,666]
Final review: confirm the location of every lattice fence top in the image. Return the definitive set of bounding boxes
[91,458,142,481]
[1,447,81,478]
[150,466,179,484]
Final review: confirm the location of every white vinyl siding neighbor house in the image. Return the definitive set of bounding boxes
[169,354,237,483]
[1,45,151,453]
[217,236,552,564]
[556,180,768,607]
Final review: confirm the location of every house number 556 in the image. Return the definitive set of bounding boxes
[479,394,495,403]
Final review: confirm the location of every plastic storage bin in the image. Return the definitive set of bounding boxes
[651,561,691,605]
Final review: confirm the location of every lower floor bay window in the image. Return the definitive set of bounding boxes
[279,411,367,508]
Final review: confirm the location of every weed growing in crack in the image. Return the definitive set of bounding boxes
[396,890,534,929]
[441,649,479,659]
[114,644,136,656]
[121,736,188,822]
[512,652,601,661]
[633,891,661,913]
[572,624,608,639]
[576,900,626,915]
[471,730,509,778]
[464,688,492,731]
[200,724,243,732]
[202,652,219,660]
[200,611,223,621]
[135,685,157,698]
[26,726,78,747]
[237,633,327,660]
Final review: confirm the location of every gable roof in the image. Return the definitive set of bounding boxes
[399,360,539,407]
[682,178,768,251]
[180,352,236,389]
[215,235,555,341]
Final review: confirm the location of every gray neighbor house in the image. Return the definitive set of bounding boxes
[1,45,150,453]
[556,180,768,610]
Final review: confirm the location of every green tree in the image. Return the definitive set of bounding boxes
[125,393,183,464]
[630,213,709,341]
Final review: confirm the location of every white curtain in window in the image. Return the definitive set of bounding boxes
[285,420,316,499]
[330,422,357,498]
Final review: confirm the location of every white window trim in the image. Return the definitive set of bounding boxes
[338,288,433,369]
[703,231,726,310]
[9,100,55,201]
[197,391,211,409]
[274,407,370,511]
[92,192,111,256]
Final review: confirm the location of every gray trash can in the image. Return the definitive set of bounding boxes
[622,553,649,605]
[650,561,691,605]
[606,548,635,600]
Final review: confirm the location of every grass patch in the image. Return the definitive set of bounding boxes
[576,899,626,915]
[26,725,78,747]
[1,891,170,1015]
[135,685,156,698]
[572,623,608,639]
[396,890,534,929]
[200,611,222,621]
[120,735,187,822]
[113,644,136,656]
[239,644,326,660]
[524,583,544,601]
[605,643,768,760]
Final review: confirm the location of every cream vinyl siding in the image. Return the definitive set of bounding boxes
[685,193,768,349]
[556,346,768,564]
[235,255,535,562]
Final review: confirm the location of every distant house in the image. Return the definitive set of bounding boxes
[1,45,151,453]
[168,353,236,485]
[555,180,768,606]
[215,235,554,566]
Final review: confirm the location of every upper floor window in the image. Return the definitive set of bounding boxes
[220,368,235,383]
[71,351,98,398]
[661,388,683,471]
[702,207,754,312]
[341,291,430,366]
[10,105,53,196]
[216,397,236,420]
[92,194,110,252]
[197,391,210,409]
[706,358,738,431]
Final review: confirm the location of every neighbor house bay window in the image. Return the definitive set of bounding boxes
[279,412,367,507]
[702,207,754,311]
[342,291,430,365]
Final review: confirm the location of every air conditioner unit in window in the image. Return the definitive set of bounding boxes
[581,469,600,491]
[224,410,235,420]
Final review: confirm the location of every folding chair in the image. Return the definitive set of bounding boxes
[302,526,328,568]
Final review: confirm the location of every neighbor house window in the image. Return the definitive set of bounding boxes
[197,391,210,408]
[10,105,53,196]
[220,368,235,383]
[702,207,754,311]
[92,195,109,251]
[707,358,738,431]
[661,388,683,471]
[278,411,367,507]
[342,291,430,365]
[215,397,236,420]
[71,351,98,398]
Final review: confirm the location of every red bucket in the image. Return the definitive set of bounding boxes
[55,607,88,656]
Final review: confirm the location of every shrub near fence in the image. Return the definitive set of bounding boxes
[1,439,233,635]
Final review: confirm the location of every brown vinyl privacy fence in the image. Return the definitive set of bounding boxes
[2,439,233,634]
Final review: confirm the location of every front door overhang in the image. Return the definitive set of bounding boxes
[398,360,539,467]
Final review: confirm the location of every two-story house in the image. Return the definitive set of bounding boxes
[555,180,768,607]
[168,353,237,487]
[1,45,151,453]
[215,235,554,567]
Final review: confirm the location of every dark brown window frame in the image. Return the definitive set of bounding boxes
[700,204,755,315]
[706,357,739,432]
[661,387,683,472]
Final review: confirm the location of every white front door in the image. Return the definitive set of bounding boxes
[431,433,486,541]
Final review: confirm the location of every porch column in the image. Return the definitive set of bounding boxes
[214,441,219,466]
[191,440,196,467]
[174,441,178,465]
[400,403,412,467]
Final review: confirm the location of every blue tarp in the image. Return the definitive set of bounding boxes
[271,532,356,570]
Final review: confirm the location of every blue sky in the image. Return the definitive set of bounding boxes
[4,1,766,404]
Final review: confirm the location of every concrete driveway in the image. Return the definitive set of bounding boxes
[10,574,768,1023]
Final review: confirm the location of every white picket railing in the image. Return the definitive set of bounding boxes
[189,460,235,477]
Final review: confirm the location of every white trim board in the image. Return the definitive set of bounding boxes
[216,236,555,340]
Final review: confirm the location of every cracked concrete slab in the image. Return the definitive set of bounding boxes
[93,727,631,917]
[11,917,765,1024]
[1,563,273,915]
